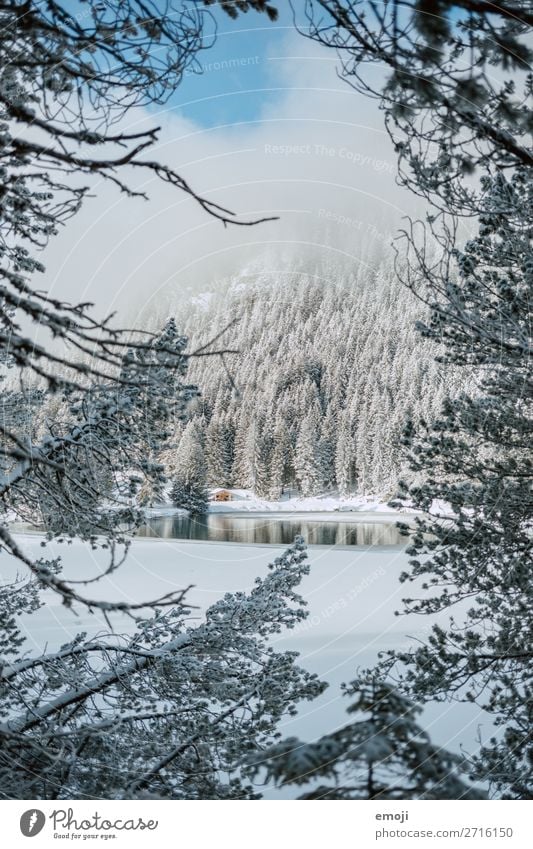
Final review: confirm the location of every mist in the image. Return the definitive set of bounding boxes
[36,31,418,330]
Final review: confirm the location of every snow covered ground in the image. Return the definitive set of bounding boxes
[6,533,487,799]
[207,489,403,513]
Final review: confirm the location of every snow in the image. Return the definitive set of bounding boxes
[135,489,422,525]
[208,489,415,514]
[190,292,214,310]
[6,532,487,798]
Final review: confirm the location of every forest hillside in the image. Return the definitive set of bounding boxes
[146,254,464,500]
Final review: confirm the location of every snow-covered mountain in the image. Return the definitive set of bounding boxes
[147,251,465,499]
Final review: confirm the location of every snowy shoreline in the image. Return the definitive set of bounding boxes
[206,490,406,514]
[144,488,423,521]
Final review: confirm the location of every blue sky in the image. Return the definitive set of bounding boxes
[169,5,300,127]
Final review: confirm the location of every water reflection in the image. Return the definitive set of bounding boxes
[136,514,408,546]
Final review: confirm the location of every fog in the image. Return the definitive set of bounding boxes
[36,31,419,329]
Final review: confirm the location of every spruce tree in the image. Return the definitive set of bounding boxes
[171,421,208,515]
[205,417,229,487]
[295,413,323,497]
[335,414,354,497]
[232,417,256,490]
[270,417,292,500]
[253,416,274,499]
[251,675,484,800]
[387,168,533,798]
[319,408,337,491]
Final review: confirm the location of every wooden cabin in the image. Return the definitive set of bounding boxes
[211,489,232,502]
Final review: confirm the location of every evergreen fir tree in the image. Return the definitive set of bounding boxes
[319,408,337,490]
[232,417,256,490]
[270,417,292,500]
[253,415,273,499]
[387,168,533,798]
[295,413,322,497]
[334,414,354,497]
[171,421,208,515]
[252,675,485,800]
[205,417,229,487]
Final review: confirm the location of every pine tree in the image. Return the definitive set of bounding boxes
[232,417,256,490]
[334,414,354,497]
[171,421,208,515]
[270,416,292,500]
[387,168,533,798]
[319,408,337,490]
[253,416,274,499]
[221,416,236,486]
[295,413,323,497]
[250,674,484,800]
[205,416,226,487]
[130,316,193,509]
[0,539,325,799]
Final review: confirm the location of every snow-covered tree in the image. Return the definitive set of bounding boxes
[270,417,293,500]
[2,318,195,610]
[253,416,274,499]
[295,413,323,497]
[385,167,533,799]
[335,414,354,498]
[251,674,484,800]
[205,415,234,488]
[171,421,208,515]
[305,1,532,217]
[0,538,324,799]
[134,318,197,508]
[319,408,337,491]
[232,417,256,490]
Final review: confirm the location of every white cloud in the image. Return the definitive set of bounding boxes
[37,31,419,328]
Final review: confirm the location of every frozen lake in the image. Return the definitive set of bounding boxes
[6,532,488,798]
